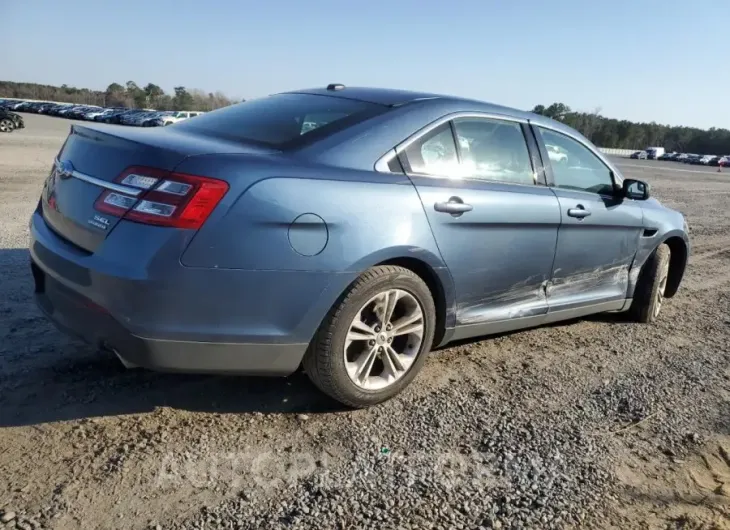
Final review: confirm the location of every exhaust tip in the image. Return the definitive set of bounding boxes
[101,342,139,369]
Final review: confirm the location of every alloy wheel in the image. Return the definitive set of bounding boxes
[344,289,424,391]
[654,259,670,318]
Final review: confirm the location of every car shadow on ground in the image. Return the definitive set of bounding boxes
[0,247,346,428]
[0,246,632,428]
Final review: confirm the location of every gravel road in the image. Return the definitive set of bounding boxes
[1,114,729,529]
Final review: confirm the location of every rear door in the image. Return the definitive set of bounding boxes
[397,115,561,334]
[534,125,644,310]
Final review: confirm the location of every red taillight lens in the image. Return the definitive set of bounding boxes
[93,166,228,230]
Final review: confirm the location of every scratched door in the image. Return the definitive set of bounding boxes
[401,118,561,325]
[535,126,644,310]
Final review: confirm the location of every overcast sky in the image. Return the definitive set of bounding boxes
[2,0,727,129]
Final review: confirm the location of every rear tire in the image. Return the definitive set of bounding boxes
[303,265,436,408]
[629,244,671,323]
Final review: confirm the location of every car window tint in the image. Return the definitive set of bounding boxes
[175,94,386,148]
[402,124,460,177]
[453,118,534,185]
[539,127,615,195]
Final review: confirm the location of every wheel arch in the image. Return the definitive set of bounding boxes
[375,256,453,348]
[662,235,689,298]
[308,247,456,350]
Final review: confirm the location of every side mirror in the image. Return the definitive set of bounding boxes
[623,178,650,200]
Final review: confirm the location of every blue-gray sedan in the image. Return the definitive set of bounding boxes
[29,84,690,407]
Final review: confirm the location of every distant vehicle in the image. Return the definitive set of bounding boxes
[698,155,717,165]
[676,153,689,162]
[6,101,26,110]
[91,108,126,122]
[630,151,648,160]
[83,108,116,121]
[161,110,204,126]
[103,109,141,124]
[118,110,156,126]
[0,108,19,132]
[645,147,665,160]
[141,111,175,127]
[29,85,690,408]
[646,147,664,159]
[684,154,700,164]
[658,152,677,161]
[8,111,24,130]
[718,156,730,167]
[546,144,568,164]
[707,156,721,166]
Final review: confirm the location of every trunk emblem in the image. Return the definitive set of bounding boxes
[88,214,110,231]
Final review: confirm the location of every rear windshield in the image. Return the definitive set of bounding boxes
[175,93,386,149]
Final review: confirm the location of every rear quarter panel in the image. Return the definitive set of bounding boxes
[178,156,444,272]
[177,154,455,330]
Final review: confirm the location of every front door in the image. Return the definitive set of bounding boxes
[399,116,561,335]
[535,126,644,311]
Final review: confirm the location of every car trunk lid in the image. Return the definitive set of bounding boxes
[41,124,276,253]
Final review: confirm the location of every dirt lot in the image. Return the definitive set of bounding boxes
[0,113,729,530]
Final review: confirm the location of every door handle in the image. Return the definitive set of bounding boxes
[567,204,591,219]
[434,197,473,216]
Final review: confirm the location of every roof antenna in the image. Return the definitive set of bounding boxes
[326,83,345,91]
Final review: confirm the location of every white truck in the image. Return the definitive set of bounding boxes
[162,110,205,126]
[645,147,665,160]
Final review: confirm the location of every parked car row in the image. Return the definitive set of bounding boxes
[0,99,204,127]
[631,150,730,167]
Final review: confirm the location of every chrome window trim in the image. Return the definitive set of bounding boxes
[374,112,527,175]
[406,170,541,189]
[395,111,526,156]
[374,149,397,173]
[55,159,142,196]
[375,112,539,188]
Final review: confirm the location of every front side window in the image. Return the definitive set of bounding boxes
[402,124,460,176]
[539,127,615,195]
[453,118,534,185]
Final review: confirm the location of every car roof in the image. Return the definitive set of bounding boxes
[283,85,575,136]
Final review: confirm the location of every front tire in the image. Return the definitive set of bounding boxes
[303,265,436,408]
[0,119,14,132]
[629,244,671,323]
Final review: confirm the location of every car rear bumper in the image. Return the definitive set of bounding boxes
[33,269,307,374]
[29,211,353,375]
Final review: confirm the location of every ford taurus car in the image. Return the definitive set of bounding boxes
[29,85,690,408]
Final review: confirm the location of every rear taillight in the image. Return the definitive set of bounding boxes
[93,166,228,229]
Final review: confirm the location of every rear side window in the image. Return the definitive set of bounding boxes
[401,123,460,176]
[453,118,535,185]
[176,93,386,149]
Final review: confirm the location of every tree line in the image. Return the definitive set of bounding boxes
[532,103,730,155]
[1,81,727,153]
[0,80,239,112]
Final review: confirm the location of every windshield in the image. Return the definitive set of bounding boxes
[175,93,387,149]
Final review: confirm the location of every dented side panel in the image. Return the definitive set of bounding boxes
[548,190,644,310]
[408,176,561,326]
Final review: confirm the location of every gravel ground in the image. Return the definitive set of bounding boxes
[0,114,729,530]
